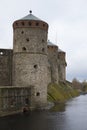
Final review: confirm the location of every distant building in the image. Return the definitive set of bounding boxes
[0,11,67,115]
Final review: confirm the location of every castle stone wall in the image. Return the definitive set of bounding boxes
[13,28,47,54]
[0,86,31,113]
[13,53,47,86]
[0,49,12,86]
[0,13,67,112]
[13,53,48,107]
[47,46,59,83]
[58,51,67,81]
[47,61,51,84]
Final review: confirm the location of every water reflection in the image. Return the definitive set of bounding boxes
[50,103,66,112]
[0,95,87,130]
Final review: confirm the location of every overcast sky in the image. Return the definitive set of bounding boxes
[0,0,87,82]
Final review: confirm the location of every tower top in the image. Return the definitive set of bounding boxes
[19,13,41,21]
[13,12,49,30]
[47,40,57,47]
[29,10,32,14]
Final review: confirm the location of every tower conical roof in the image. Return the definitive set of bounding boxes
[13,11,48,30]
[20,13,41,21]
[19,10,43,21]
[47,40,57,47]
[58,48,65,53]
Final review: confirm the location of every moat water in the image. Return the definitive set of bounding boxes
[0,95,87,130]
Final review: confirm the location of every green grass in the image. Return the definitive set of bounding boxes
[47,81,79,103]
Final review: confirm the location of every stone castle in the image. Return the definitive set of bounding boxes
[0,11,67,115]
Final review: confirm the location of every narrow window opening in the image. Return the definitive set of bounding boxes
[26,38,29,42]
[29,22,32,26]
[16,22,18,26]
[43,24,45,27]
[34,64,38,69]
[22,22,24,26]
[22,47,26,51]
[36,22,39,26]
[36,92,40,96]
[42,48,45,52]
[21,31,24,34]
[42,39,45,43]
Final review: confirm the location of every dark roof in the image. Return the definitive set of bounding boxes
[58,48,65,53]
[47,40,57,47]
[20,13,41,21]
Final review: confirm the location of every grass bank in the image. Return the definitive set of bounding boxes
[47,81,79,103]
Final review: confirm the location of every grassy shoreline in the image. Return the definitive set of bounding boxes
[47,81,79,104]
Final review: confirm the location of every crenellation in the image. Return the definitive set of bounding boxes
[13,20,48,31]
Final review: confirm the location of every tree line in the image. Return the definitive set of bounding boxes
[72,78,87,93]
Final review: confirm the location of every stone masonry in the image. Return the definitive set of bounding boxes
[0,11,67,114]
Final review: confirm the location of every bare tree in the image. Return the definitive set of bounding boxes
[72,78,82,90]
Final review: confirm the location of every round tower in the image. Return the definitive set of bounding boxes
[12,11,48,108]
[58,48,67,82]
[47,40,59,83]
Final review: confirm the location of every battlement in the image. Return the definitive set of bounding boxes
[13,20,48,31]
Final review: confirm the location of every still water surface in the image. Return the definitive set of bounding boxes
[0,95,87,130]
